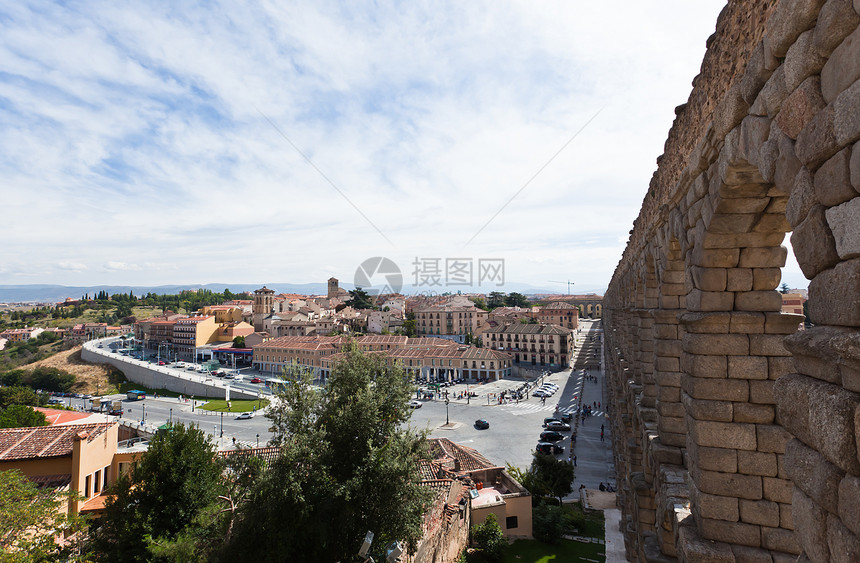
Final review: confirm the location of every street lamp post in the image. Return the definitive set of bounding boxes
[142,403,146,423]
[445,398,449,425]
[169,408,172,425]
[220,411,223,438]
[256,434,260,448]
[191,395,195,412]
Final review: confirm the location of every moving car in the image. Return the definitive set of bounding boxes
[532,389,550,398]
[408,399,423,408]
[250,377,263,384]
[475,419,490,430]
[546,421,571,432]
[536,442,564,455]
[539,430,564,442]
[235,412,254,420]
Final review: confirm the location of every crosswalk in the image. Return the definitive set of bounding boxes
[499,401,606,418]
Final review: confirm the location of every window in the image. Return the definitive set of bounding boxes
[84,475,91,498]
[506,515,518,529]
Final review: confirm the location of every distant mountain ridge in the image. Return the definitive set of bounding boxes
[0,282,607,303]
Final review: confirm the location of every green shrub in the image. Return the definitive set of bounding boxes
[473,513,507,561]
[533,503,566,543]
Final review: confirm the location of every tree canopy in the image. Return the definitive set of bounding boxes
[223,344,431,562]
[0,404,49,428]
[348,287,376,310]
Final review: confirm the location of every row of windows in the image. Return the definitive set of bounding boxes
[83,465,110,499]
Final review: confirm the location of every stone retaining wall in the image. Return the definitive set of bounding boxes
[604,1,860,561]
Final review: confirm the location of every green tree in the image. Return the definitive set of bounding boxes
[779,282,790,294]
[508,453,574,504]
[403,312,417,337]
[232,336,246,348]
[470,296,488,311]
[0,386,41,409]
[472,513,507,560]
[505,292,529,308]
[0,404,49,428]
[224,345,431,562]
[92,423,223,562]
[487,291,506,309]
[0,469,90,561]
[348,287,375,310]
[533,503,566,543]
[29,367,76,393]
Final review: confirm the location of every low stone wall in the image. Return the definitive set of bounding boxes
[81,345,259,400]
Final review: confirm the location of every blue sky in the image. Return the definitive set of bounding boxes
[0,1,807,293]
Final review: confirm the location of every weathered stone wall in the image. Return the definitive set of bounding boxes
[604,1,860,561]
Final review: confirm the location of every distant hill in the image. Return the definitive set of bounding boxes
[0,282,607,303]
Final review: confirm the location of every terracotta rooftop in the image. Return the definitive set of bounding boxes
[542,301,577,310]
[428,438,498,472]
[492,323,571,335]
[0,422,113,461]
[28,473,72,489]
[34,407,95,425]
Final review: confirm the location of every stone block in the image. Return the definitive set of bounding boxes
[729,356,769,380]
[765,0,825,58]
[655,325,679,341]
[742,42,776,106]
[814,146,857,206]
[807,381,860,474]
[757,424,791,454]
[808,258,860,326]
[784,438,844,511]
[765,312,806,334]
[752,212,792,233]
[685,399,735,424]
[700,517,762,547]
[736,291,784,312]
[691,266,727,291]
[826,512,860,563]
[684,353,728,378]
[750,334,792,356]
[695,468,764,502]
[739,246,787,268]
[761,525,802,554]
[786,167,818,227]
[777,76,827,140]
[784,31,828,93]
[658,400,685,418]
[821,25,860,103]
[692,486,739,522]
[685,289,734,312]
[813,0,860,58]
[752,267,782,291]
[851,138,860,189]
[677,522,735,562]
[689,441,739,473]
[833,78,860,145]
[826,196,860,259]
[739,498,780,527]
[750,380,776,404]
[735,403,776,424]
[738,450,778,477]
[655,339,682,357]
[768,356,796,380]
[715,197,770,214]
[727,268,754,291]
[791,205,841,278]
[730,544,775,563]
[838,474,860,535]
[684,375,749,402]
[795,103,838,169]
[773,374,812,443]
[692,246,740,268]
[656,369,681,387]
[684,333,750,355]
[793,487,830,562]
[763,476,793,504]
[779,502,793,530]
[739,115,773,174]
[657,385,680,403]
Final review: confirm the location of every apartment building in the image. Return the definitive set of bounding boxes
[199,305,243,324]
[0,326,45,342]
[531,301,579,331]
[484,323,572,369]
[415,305,481,343]
[173,316,218,361]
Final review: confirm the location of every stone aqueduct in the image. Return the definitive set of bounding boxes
[603,1,860,562]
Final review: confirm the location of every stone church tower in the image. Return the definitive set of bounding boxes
[327,277,339,299]
[252,286,275,331]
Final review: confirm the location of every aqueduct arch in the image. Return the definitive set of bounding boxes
[604,1,860,561]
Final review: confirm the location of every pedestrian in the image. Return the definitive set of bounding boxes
[598,401,601,409]
[573,454,577,466]
[600,431,604,442]
[601,424,604,432]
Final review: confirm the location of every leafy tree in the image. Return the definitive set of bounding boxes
[508,453,574,504]
[0,404,49,428]
[403,312,417,337]
[92,423,223,562]
[470,296,488,311]
[779,282,790,294]
[0,386,41,409]
[232,336,246,348]
[0,369,26,387]
[29,367,76,393]
[0,469,90,561]
[224,345,431,562]
[505,292,529,308]
[348,287,375,310]
[472,513,507,560]
[487,291,506,309]
[533,503,566,543]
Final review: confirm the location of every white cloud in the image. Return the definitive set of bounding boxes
[104,262,142,272]
[57,261,87,272]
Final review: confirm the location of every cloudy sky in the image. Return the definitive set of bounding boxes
[0,1,806,293]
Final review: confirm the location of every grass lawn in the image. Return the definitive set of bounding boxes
[199,399,270,413]
[504,538,605,562]
[117,382,182,398]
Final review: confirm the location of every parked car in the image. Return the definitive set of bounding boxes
[224,373,235,379]
[109,409,123,416]
[539,431,564,442]
[546,421,571,432]
[250,377,263,384]
[543,417,562,427]
[475,419,490,430]
[408,400,423,408]
[560,412,573,423]
[532,390,549,398]
[536,442,564,455]
[235,412,254,420]
[158,361,166,366]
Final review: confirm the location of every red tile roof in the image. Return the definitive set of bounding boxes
[34,407,94,425]
[0,422,113,461]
